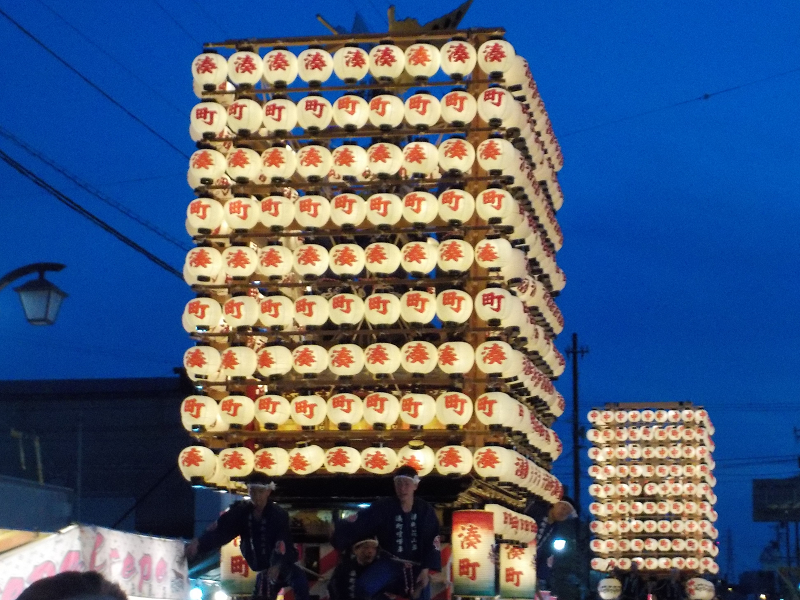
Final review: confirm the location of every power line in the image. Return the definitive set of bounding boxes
[150,0,204,46]
[0,148,183,279]
[0,7,189,160]
[561,65,800,138]
[0,126,191,252]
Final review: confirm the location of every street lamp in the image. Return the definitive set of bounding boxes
[0,263,67,325]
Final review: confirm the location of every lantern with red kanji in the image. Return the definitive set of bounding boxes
[290,394,327,428]
[400,290,436,325]
[288,444,325,474]
[294,294,330,329]
[191,101,227,138]
[435,445,473,475]
[404,42,440,80]
[367,141,403,178]
[364,342,401,377]
[397,442,435,475]
[226,98,263,136]
[369,43,405,81]
[361,445,398,473]
[253,447,290,476]
[297,47,333,85]
[440,39,477,80]
[332,143,368,181]
[219,346,257,380]
[227,50,263,87]
[324,445,361,474]
[262,48,298,87]
[259,194,295,230]
[368,95,405,133]
[226,147,261,183]
[333,45,370,82]
[258,293,294,330]
[329,293,365,328]
[188,149,227,189]
[183,345,221,379]
[254,394,291,428]
[221,244,257,281]
[328,344,365,378]
[473,444,513,480]
[437,340,475,374]
[451,510,496,596]
[436,239,474,275]
[330,193,367,229]
[218,394,256,427]
[365,242,401,276]
[187,197,224,234]
[363,294,401,327]
[192,51,228,89]
[293,243,330,279]
[222,294,259,329]
[181,395,219,432]
[366,193,403,228]
[332,94,370,131]
[262,98,298,135]
[296,145,333,181]
[435,391,473,428]
[297,94,333,133]
[400,240,437,277]
[294,195,331,230]
[476,187,518,225]
[438,188,475,225]
[499,543,536,598]
[219,447,255,480]
[203,454,227,488]
[327,393,365,429]
[475,236,513,270]
[363,391,401,429]
[260,144,298,182]
[223,196,260,232]
[476,137,518,176]
[402,190,438,226]
[329,243,366,279]
[255,345,293,379]
[404,93,441,130]
[477,86,516,128]
[400,340,438,375]
[179,446,217,483]
[477,39,515,78]
[257,243,294,280]
[475,286,515,325]
[474,391,517,428]
[402,142,439,178]
[292,344,329,377]
[441,89,478,126]
[438,136,475,175]
[183,296,222,331]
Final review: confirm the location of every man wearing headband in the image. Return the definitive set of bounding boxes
[525,497,577,591]
[328,537,379,600]
[332,465,441,600]
[185,472,309,600]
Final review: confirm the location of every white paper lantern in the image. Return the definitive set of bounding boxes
[402,142,439,178]
[257,243,294,279]
[254,394,291,428]
[333,46,369,82]
[327,393,364,429]
[258,143,298,184]
[179,446,217,482]
[435,445,473,475]
[192,51,228,88]
[364,343,401,377]
[328,344,365,378]
[226,148,261,183]
[475,340,514,375]
[294,195,331,230]
[254,447,290,476]
[218,394,256,427]
[221,244,258,280]
[475,237,513,270]
[219,447,255,480]
[401,240,437,276]
[473,445,511,479]
[291,344,329,377]
[183,297,222,331]
[440,89,478,127]
[364,293,401,327]
[288,444,325,474]
[404,93,441,130]
[400,290,436,325]
[435,392,473,428]
[402,190,439,225]
[262,98,298,134]
[191,102,227,138]
[437,341,475,374]
[222,294,259,328]
[183,345,220,379]
[291,294,328,329]
[686,579,715,600]
[187,197,224,233]
[369,43,405,81]
[366,192,403,228]
[367,142,403,177]
[368,94,406,130]
[296,145,332,181]
[475,287,515,324]
[330,193,367,228]
[223,196,260,232]
[477,86,516,128]
[226,98,263,136]
[331,144,368,181]
[440,40,477,80]
[262,48,298,87]
[476,187,517,224]
[181,395,219,431]
[400,340,438,375]
[220,347,257,379]
[259,194,295,230]
[228,50,263,87]
[255,345,293,380]
[475,391,516,427]
[397,443,435,476]
[324,445,362,474]
[477,39,515,78]
[293,243,330,278]
[297,48,333,85]
[476,137,517,176]
[332,94,370,131]
[361,445,398,473]
[404,43,440,80]
[297,94,333,132]
[258,294,294,329]
[291,394,327,427]
[365,242,402,276]
[188,149,227,189]
[438,137,475,175]
[438,189,475,224]
[598,580,622,600]
[437,239,474,275]
[328,243,365,279]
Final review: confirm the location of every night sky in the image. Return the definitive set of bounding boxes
[0,0,798,577]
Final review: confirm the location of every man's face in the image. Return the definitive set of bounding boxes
[394,476,418,501]
[248,486,272,511]
[551,501,574,522]
[354,543,377,565]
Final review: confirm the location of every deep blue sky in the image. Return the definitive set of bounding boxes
[0,0,798,577]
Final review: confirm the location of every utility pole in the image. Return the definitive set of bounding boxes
[565,332,589,513]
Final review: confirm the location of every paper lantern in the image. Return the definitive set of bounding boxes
[397,443,435,475]
[294,294,330,329]
[332,144,368,181]
[499,543,536,599]
[399,393,436,428]
[404,43,440,80]
[293,243,330,279]
[288,444,325,474]
[297,48,333,85]
[255,345,293,379]
[327,393,364,429]
[401,241,437,277]
[686,579,715,600]
[218,394,256,427]
[297,95,333,133]
[475,340,514,375]
[328,344,365,378]
[191,102,227,138]
[254,394,291,428]
[329,243,366,279]
[262,48,298,87]
[208,175,234,201]
[476,187,517,225]
[222,294,259,328]
[404,93,441,130]
[188,149,227,189]
[257,243,294,279]
[475,391,516,428]
[262,98,298,135]
[227,98,262,136]
[477,39,515,78]
[329,293,365,327]
[183,345,221,379]
[361,445,398,473]
[364,343,401,377]
[219,346,257,379]
[400,341,438,375]
[435,392,473,428]
[400,290,437,325]
[440,40,477,79]
[258,294,294,329]
[295,195,331,230]
[437,341,475,374]
[436,287,475,326]
[597,580,622,600]
[368,94,405,130]
[477,86,516,128]
[367,142,403,177]
[187,197,224,233]
[402,190,439,225]
[192,51,227,88]
[223,197,260,234]
[226,148,261,183]
[260,146,297,184]
[435,445,473,475]
[330,194,367,229]
[179,446,217,483]
[369,43,405,81]
[291,395,327,427]
[292,344,328,376]
[438,136,475,175]
[259,194,295,230]
[366,192,403,228]
[296,145,332,181]
[183,297,222,331]
[365,242,402,276]
[181,395,219,431]
[332,95,370,131]
[451,510,495,596]
[325,446,361,474]
[219,447,254,480]
[254,447,289,477]
[227,50,262,87]
[402,142,439,178]
[333,46,369,82]
[474,287,515,325]
[475,237,513,270]
[438,189,475,224]
[439,91,477,131]
[476,137,518,176]
[364,293,401,327]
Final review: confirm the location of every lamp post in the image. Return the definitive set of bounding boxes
[0,263,67,325]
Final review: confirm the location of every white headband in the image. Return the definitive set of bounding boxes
[248,482,277,490]
[394,474,420,484]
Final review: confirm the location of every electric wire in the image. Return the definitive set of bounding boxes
[0,6,189,160]
[0,126,191,252]
[0,148,183,279]
[150,0,204,46]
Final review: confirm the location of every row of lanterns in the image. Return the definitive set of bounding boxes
[590,536,719,555]
[586,427,715,446]
[599,577,716,600]
[590,516,719,536]
[588,408,713,427]
[589,499,718,519]
[590,478,717,498]
[588,464,716,484]
[593,556,719,574]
